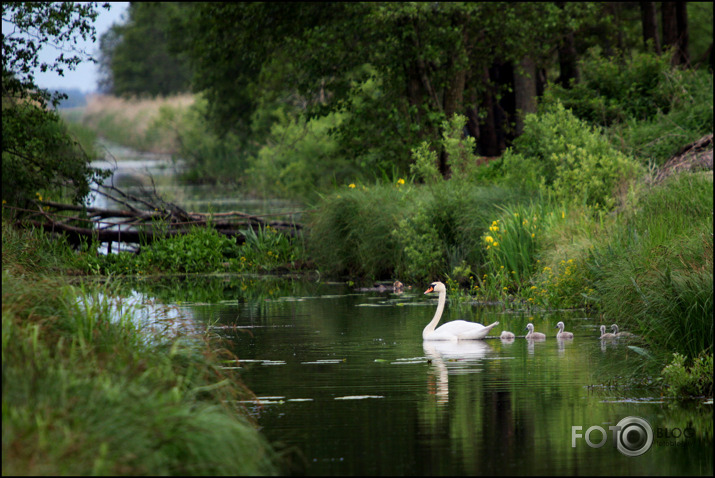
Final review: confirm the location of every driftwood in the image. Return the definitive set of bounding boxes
[654,134,713,183]
[10,183,304,251]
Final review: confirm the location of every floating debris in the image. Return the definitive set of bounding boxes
[334,395,384,400]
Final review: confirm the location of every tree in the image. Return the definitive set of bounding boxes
[640,2,661,54]
[2,2,110,213]
[172,3,578,177]
[662,2,690,66]
[98,2,191,96]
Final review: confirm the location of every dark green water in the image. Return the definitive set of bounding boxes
[166,278,713,476]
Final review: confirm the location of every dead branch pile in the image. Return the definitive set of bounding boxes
[10,183,304,251]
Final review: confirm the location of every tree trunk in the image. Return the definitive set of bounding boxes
[556,2,579,88]
[513,56,537,137]
[557,30,579,88]
[477,65,500,157]
[663,2,690,66]
[640,2,661,54]
[675,2,689,66]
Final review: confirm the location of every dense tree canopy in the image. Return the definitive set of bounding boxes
[95,2,714,180]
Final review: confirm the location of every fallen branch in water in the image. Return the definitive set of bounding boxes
[7,190,304,251]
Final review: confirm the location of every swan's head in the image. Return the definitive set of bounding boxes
[555,321,565,330]
[600,325,606,334]
[424,281,446,295]
[525,323,534,331]
[611,324,619,333]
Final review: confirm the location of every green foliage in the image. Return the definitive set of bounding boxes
[661,352,714,398]
[542,49,713,166]
[169,3,572,174]
[611,69,713,166]
[2,269,277,475]
[247,109,354,200]
[2,2,108,108]
[98,2,191,96]
[308,182,407,280]
[151,97,246,183]
[589,173,714,360]
[543,48,678,126]
[139,227,239,274]
[77,224,304,276]
[2,2,110,212]
[501,102,641,208]
[441,114,479,180]
[409,141,442,184]
[2,103,108,212]
[527,257,594,310]
[308,179,523,281]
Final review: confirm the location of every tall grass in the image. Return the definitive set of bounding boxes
[78,93,195,153]
[2,226,278,475]
[307,179,524,281]
[589,173,713,360]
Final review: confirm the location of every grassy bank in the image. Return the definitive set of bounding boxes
[2,224,278,475]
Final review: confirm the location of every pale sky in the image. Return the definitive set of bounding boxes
[3,2,129,93]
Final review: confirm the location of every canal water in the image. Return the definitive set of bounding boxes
[94,144,712,475]
[136,276,712,476]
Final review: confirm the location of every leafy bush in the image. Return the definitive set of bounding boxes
[661,352,714,398]
[247,108,356,200]
[150,97,246,184]
[2,103,107,212]
[542,48,678,126]
[308,178,523,281]
[500,102,641,208]
[612,69,713,165]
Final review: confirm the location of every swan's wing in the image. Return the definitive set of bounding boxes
[425,320,481,341]
[426,320,501,341]
[455,321,500,340]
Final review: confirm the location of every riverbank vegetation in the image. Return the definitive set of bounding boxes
[2,224,278,475]
[3,4,712,473]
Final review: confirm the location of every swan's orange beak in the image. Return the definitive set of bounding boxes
[424,286,434,294]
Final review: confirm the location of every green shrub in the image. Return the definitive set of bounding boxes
[150,97,246,184]
[501,102,641,209]
[612,69,713,166]
[308,178,523,281]
[247,108,356,200]
[308,182,408,279]
[542,47,678,126]
[661,352,714,398]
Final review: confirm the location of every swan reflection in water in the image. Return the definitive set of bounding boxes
[423,340,492,403]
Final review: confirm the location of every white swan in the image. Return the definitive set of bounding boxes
[423,282,499,341]
[600,325,617,340]
[525,323,546,340]
[555,321,574,339]
[611,324,636,338]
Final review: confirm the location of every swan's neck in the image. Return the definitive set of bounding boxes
[423,289,446,339]
[613,325,619,334]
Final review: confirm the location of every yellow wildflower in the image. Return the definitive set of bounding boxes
[484,235,494,244]
[493,242,499,247]
[348,183,356,188]
[396,178,405,185]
